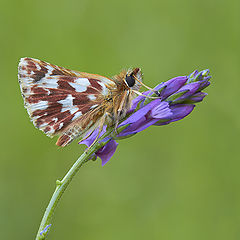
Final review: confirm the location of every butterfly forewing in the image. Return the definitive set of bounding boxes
[18,58,116,145]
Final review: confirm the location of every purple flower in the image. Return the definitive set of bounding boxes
[80,126,118,166]
[79,69,211,165]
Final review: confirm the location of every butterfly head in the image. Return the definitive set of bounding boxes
[124,68,143,91]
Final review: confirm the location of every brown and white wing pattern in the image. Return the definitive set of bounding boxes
[18,57,115,146]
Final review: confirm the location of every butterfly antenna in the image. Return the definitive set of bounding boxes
[133,75,160,96]
[132,90,160,99]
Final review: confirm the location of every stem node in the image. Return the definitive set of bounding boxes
[56,180,62,186]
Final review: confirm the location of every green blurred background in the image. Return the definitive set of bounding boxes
[1,0,239,239]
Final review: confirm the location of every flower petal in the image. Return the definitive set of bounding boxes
[198,80,211,91]
[129,95,146,112]
[169,104,195,122]
[79,126,107,147]
[187,92,207,103]
[154,104,195,125]
[160,76,187,99]
[172,82,201,102]
[118,102,172,137]
[97,140,118,166]
[118,117,159,137]
[151,101,172,119]
[120,99,162,126]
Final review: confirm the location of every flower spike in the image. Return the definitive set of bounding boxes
[80,69,211,165]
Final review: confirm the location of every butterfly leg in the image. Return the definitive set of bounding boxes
[114,91,129,133]
[84,113,107,153]
[78,129,95,144]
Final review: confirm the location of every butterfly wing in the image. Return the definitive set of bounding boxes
[18,57,116,146]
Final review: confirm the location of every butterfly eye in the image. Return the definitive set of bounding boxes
[125,74,135,87]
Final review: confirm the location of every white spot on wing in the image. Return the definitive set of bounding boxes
[98,81,108,95]
[52,117,58,123]
[45,88,51,95]
[58,94,74,111]
[72,111,82,121]
[58,122,64,130]
[23,76,59,88]
[70,106,79,114]
[68,83,87,93]
[42,77,59,88]
[36,63,41,71]
[39,122,48,128]
[30,101,49,111]
[46,126,55,135]
[45,65,54,77]
[88,94,96,101]
[75,78,90,86]
[68,78,90,93]
[57,94,82,114]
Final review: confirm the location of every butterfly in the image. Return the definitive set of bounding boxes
[18,58,151,147]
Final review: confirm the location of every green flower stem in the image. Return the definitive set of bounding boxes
[35,127,114,240]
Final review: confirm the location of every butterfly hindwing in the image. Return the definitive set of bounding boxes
[18,58,115,143]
